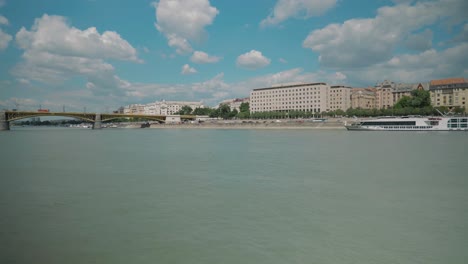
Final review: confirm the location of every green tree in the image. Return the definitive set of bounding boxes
[410,89,431,107]
[193,107,213,116]
[394,96,412,108]
[176,105,193,115]
[239,102,249,113]
[218,104,231,119]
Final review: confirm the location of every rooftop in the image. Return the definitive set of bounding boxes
[253,82,327,91]
[430,78,466,86]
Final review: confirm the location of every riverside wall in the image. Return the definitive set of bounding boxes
[145,118,349,129]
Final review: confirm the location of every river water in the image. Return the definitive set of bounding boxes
[1,127,467,264]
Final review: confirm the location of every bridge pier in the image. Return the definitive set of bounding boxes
[93,113,102,129]
[0,111,10,131]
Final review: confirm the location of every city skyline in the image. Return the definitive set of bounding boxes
[0,0,467,112]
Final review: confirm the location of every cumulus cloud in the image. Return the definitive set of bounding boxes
[0,28,11,50]
[16,14,139,62]
[236,50,271,69]
[190,51,221,64]
[404,29,433,51]
[261,0,336,27]
[303,0,468,68]
[192,73,227,93]
[453,23,468,42]
[0,15,8,25]
[0,15,11,50]
[181,64,197,75]
[12,14,140,96]
[153,0,219,54]
[342,42,468,85]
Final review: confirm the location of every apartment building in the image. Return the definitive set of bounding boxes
[374,80,395,109]
[351,88,376,109]
[328,86,352,111]
[250,83,329,113]
[123,100,204,115]
[430,78,468,110]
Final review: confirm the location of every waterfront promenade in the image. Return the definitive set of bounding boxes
[118,118,349,130]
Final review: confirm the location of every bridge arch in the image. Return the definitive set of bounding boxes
[5,112,96,123]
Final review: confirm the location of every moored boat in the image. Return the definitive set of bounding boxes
[346,116,468,131]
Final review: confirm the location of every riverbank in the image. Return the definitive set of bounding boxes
[118,119,349,130]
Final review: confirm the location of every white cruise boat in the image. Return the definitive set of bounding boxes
[346,116,468,131]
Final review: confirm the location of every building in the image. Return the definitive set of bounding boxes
[393,83,427,103]
[328,85,352,112]
[123,100,204,115]
[374,80,395,109]
[123,104,145,114]
[250,83,329,113]
[430,78,468,110]
[351,88,376,109]
[218,97,250,111]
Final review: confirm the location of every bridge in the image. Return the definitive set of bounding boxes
[0,110,197,130]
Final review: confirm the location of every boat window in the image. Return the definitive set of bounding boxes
[460,124,467,128]
[361,121,416,126]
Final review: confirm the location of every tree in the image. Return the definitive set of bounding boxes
[193,107,213,116]
[230,109,238,118]
[218,104,231,119]
[176,105,193,115]
[239,102,249,113]
[394,96,412,108]
[410,89,431,108]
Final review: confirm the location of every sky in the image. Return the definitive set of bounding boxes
[0,0,467,112]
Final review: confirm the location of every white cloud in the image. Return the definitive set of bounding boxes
[0,15,8,25]
[190,51,221,64]
[192,73,227,93]
[0,28,11,50]
[261,0,336,27]
[303,0,468,68]
[0,15,11,50]
[0,0,5,7]
[404,29,433,51]
[453,23,468,42]
[12,14,140,97]
[236,50,271,70]
[279,58,287,63]
[342,43,468,85]
[153,0,219,54]
[16,14,139,62]
[181,64,197,75]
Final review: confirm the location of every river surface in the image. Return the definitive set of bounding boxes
[1,127,467,264]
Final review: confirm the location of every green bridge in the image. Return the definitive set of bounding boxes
[0,111,196,130]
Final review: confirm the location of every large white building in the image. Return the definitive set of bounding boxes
[250,83,329,113]
[123,100,204,115]
[328,85,352,111]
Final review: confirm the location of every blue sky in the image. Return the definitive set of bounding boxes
[0,0,467,112]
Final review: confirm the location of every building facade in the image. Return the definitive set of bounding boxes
[328,86,352,112]
[430,78,468,110]
[351,88,376,109]
[123,100,204,115]
[374,80,395,109]
[250,83,329,113]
